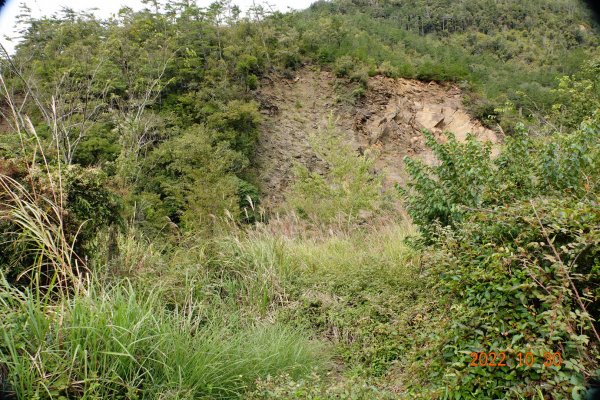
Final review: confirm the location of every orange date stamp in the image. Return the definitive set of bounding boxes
[469,351,563,368]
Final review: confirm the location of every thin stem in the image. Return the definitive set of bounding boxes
[530,199,600,344]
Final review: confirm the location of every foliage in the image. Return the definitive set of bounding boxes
[3,0,598,238]
[138,124,249,235]
[1,0,600,398]
[286,121,389,226]
[333,55,357,78]
[402,114,600,398]
[401,130,495,237]
[550,55,600,130]
[402,118,600,240]
[296,0,599,124]
[64,166,122,252]
[409,197,600,399]
[2,2,266,236]
[0,158,120,287]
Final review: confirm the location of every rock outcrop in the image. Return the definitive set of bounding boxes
[255,67,501,209]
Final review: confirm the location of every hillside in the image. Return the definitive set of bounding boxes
[255,67,498,208]
[0,0,599,399]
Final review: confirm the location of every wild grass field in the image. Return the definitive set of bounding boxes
[1,0,599,398]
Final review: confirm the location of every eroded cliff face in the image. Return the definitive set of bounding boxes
[255,66,500,209]
[354,75,499,185]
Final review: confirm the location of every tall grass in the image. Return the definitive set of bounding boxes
[0,276,322,399]
[0,174,86,292]
[0,63,324,399]
[0,70,85,293]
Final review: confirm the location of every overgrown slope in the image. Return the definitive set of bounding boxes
[0,0,599,398]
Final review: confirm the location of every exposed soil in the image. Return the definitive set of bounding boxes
[254,66,499,209]
[0,102,12,134]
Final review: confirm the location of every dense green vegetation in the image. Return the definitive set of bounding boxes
[0,0,599,398]
[402,112,600,398]
[300,0,598,131]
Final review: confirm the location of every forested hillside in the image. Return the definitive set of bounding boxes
[0,0,599,398]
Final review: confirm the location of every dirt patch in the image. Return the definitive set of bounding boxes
[0,102,13,134]
[254,67,499,209]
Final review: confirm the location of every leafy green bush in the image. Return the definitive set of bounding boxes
[64,166,122,252]
[138,123,256,234]
[401,130,495,237]
[403,118,599,241]
[413,197,600,399]
[402,115,600,398]
[550,56,600,130]
[206,100,262,159]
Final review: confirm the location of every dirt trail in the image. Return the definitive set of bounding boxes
[254,66,499,209]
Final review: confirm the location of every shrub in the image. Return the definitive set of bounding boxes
[402,119,599,241]
[402,115,600,398]
[333,55,356,78]
[349,66,369,87]
[246,73,259,90]
[409,196,600,399]
[376,61,396,78]
[401,130,495,239]
[550,56,600,130]
[206,100,262,159]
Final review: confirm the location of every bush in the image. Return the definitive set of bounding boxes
[402,119,600,241]
[402,115,600,398]
[401,130,495,239]
[412,197,600,399]
[349,66,369,87]
[333,55,356,78]
[376,61,396,78]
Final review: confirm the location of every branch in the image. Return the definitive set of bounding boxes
[530,199,600,344]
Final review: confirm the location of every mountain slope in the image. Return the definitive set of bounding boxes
[255,67,499,209]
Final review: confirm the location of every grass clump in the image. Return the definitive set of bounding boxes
[0,277,323,399]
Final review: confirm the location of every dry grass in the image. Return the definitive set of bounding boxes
[0,72,87,293]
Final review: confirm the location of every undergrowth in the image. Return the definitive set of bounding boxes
[401,112,600,398]
[1,11,598,396]
[0,277,321,399]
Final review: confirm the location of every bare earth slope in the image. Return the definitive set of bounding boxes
[254,66,499,209]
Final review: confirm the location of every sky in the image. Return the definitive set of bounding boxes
[0,0,315,54]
